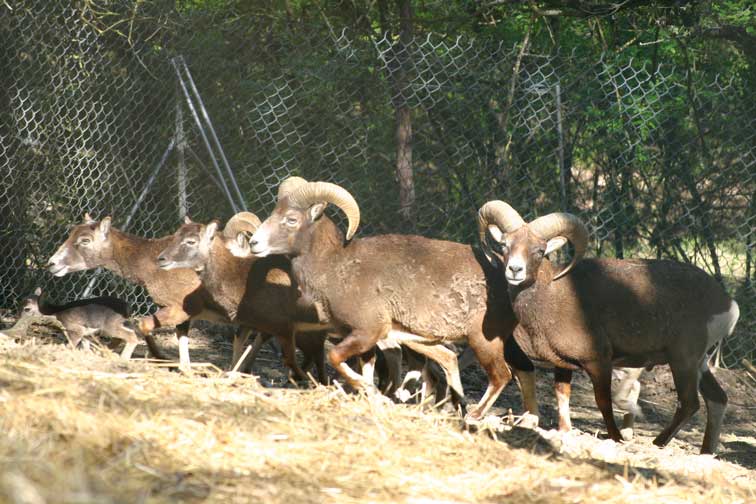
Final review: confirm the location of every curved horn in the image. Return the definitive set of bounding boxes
[477,200,526,244]
[288,181,360,240]
[223,212,262,239]
[529,212,588,281]
[277,176,308,200]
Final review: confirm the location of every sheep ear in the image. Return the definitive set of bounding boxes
[83,212,95,224]
[203,222,219,244]
[308,202,327,222]
[184,215,193,224]
[34,287,42,296]
[99,217,112,237]
[487,224,504,243]
[545,236,569,256]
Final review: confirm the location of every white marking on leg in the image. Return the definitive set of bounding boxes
[120,342,137,360]
[361,358,375,385]
[395,370,423,403]
[178,335,190,370]
[556,388,571,431]
[612,367,643,419]
[337,362,373,389]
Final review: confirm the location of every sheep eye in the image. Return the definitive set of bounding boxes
[184,239,197,246]
[285,217,298,226]
[78,237,91,246]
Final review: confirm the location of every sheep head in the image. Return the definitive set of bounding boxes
[223,211,262,258]
[250,179,360,258]
[478,200,588,286]
[18,287,44,318]
[157,219,219,272]
[47,214,115,277]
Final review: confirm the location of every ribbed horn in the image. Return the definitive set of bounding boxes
[477,200,526,245]
[529,212,588,281]
[288,181,360,240]
[277,176,308,200]
[223,211,262,239]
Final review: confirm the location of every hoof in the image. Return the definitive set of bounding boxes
[652,434,670,447]
[597,430,624,443]
[620,427,634,441]
[464,410,483,424]
[518,412,540,430]
[395,387,415,403]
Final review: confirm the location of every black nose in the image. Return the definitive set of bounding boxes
[157,254,167,264]
[508,264,523,274]
[249,239,257,246]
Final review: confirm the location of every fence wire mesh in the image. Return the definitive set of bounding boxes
[1,2,753,367]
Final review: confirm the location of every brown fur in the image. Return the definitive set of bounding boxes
[20,288,138,358]
[157,222,328,383]
[251,201,536,419]
[47,218,223,363]
[500,224,736,453]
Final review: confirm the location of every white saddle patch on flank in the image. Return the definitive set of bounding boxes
[706,300,740,348]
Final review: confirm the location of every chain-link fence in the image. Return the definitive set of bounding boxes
[1,2,753,367]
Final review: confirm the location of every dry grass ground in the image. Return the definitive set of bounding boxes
[0,326,754,504]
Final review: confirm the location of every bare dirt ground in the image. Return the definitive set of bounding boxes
[1,317,754,502]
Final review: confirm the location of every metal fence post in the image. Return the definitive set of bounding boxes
[176,80,188,221]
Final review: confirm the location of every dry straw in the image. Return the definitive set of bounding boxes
[0,339,752,503]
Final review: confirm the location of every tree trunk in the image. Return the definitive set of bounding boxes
[394,0,415,226]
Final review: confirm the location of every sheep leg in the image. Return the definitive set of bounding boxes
[359,349,377,385]
[698,361,727,454]
[374,348,389,392]
[554,368,573,432]
[408,347,433,402]
[313,334,328,384]
[328,329,385,391]
[653,360,701,448]
[297,332,328,385]
[612,367,643,439]
[278,331,309,383]
[394,347,426,403]
[107,319,139,360]
[505,337,538,416]
[239,332,270,374]
[457,346,477,371]
[583,361,623,442]
[403,341,466,413]
[176,321,192,373]
[409,351,448,405]
[230,327,253,370]
[66,326,84,349]
[137,305,191,361]
[465,334,512,421]
[376,343,402,395]
[424,361,447,404]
